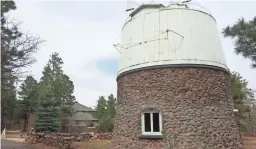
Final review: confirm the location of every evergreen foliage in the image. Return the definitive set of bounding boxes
[1,0,43,131]
[223,17,256,68]
[18,76,38,130]
[94,94,116,132]
[231,72,255,131]
[35,52,76,132]
[231,71,255,112]
[35,90,61,132]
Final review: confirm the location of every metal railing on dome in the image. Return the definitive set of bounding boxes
[166,2,212,16]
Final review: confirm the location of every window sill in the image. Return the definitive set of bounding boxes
[138,134,163,140]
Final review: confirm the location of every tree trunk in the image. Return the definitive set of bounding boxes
[1,114,6,133]
[23,114,28,131]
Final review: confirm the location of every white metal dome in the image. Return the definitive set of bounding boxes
[117,3,229,76]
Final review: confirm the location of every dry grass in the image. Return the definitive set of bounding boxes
[78,140,112,149]
[28,143,58,149]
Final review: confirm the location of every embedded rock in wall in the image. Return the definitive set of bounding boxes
[91,133,112,140]
[112,68,243,149]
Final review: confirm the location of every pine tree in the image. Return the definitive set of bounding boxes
[48,52,64,106]
[58,74,76,129]
[95,96,107,119]
[231,72,255,131]
[95,94,116,132]
[1,0,43,131]
[36,64,61,132]
[106,94,116,132]
[36,89,61,132]
[35,53,76,132]
[231,72,255,111]
[59,74,76,115]
[107,94,116,118]
[18,76,38,131]
[1,77,17,128]
[46,53,76,111]
[223,17,256,68]
[48,53,76,129]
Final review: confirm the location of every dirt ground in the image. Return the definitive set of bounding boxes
[27,143,57,149]
[1,137,25,143]
[3,136,256,149]
[243,136,256,149]
[78,137,256,149]
[1,139,31,149]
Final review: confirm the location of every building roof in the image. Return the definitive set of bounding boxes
[71,102,98,121]
[72,102,94,112]
[72,111,98,121]
[129,4,165,17]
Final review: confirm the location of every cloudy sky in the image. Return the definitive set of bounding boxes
[8,0,256,107]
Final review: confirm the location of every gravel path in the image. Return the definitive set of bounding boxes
[1,139,31,149]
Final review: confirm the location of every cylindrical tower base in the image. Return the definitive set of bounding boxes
[112,67,243,149]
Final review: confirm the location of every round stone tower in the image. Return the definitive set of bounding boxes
[112,3,243,149]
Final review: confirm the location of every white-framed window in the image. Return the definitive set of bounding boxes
[141,110,162,136]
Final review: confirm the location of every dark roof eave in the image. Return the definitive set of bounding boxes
[73,118,98,121]
[76,110,95,112]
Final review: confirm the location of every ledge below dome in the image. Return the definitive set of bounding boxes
[117,63,229,79]
[117,59,229,78]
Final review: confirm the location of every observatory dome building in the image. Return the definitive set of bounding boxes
[112,3,243,149]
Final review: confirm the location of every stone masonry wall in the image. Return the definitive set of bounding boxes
[112,67,243,149]
[25,132,112,149]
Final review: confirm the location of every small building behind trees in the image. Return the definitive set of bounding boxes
[24,102,98,133]
[62,102,98,133]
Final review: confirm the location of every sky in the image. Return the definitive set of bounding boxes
[8,0,256,108]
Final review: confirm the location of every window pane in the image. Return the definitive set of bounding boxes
[153,113,160,132]
[144,113,151,132]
